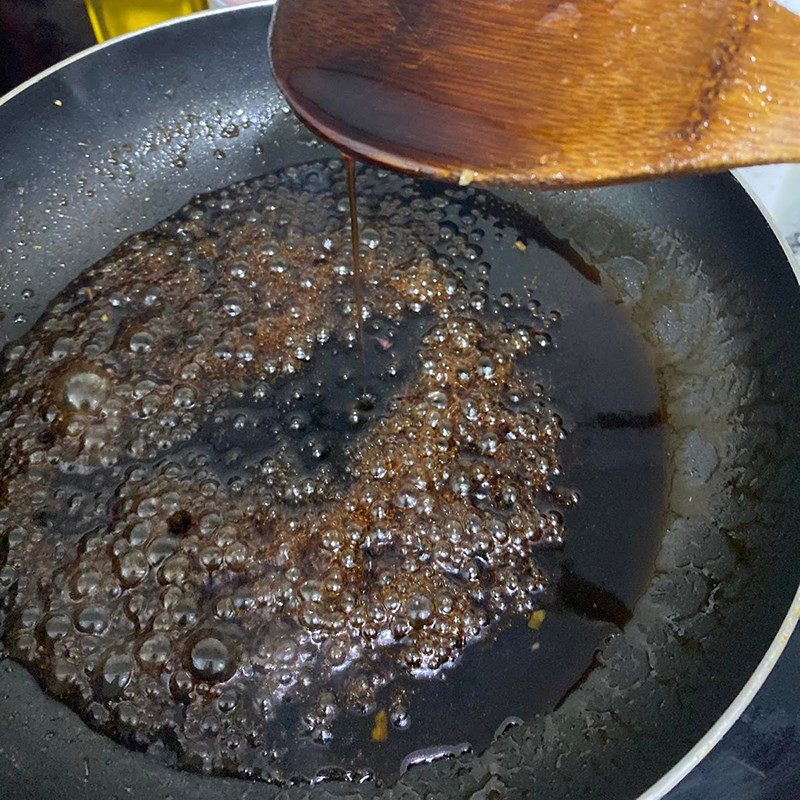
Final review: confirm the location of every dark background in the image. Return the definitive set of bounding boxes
[0,2,798,797]
[0,0,94,94]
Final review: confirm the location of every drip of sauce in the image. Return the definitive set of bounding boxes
[342,154,369,399]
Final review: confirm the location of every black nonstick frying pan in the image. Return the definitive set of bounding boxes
[1,5,799,799]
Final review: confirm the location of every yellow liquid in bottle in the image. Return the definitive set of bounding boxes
[85,0,206,42]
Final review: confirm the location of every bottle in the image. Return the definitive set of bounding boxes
[84,0,207,42]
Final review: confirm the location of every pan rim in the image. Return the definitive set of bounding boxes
[0,10,798,798]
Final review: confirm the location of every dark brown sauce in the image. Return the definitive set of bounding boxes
[0,161,668,783]
[313,170,668,779]
[342,154,368,397]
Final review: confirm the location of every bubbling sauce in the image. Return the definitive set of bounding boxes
[0,160,666,782]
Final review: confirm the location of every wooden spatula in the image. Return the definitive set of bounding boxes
[269,0,800,188]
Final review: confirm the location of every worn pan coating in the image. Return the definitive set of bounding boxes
[0,5,799,799]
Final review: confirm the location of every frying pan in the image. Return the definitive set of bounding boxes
[1,4,799,799]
